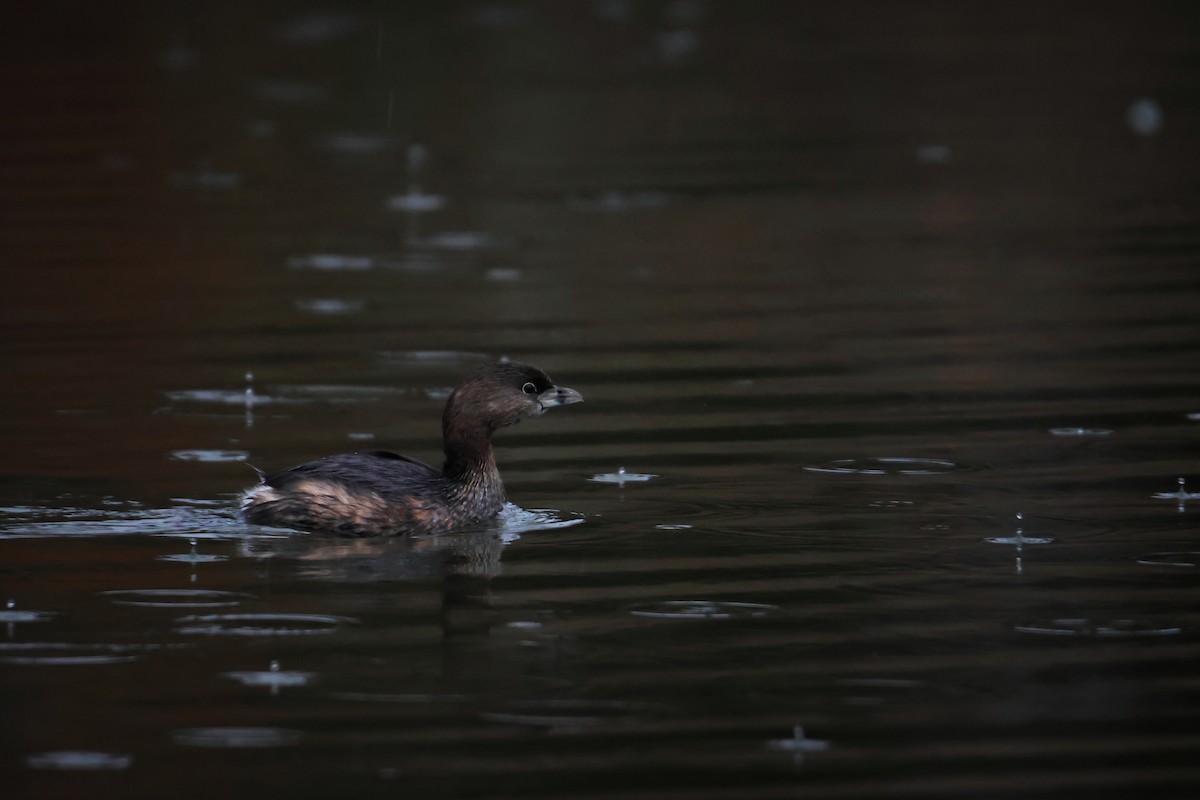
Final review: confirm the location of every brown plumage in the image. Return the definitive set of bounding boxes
[240,362,583,536]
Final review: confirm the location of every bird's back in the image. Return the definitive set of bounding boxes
[242,451,458,536]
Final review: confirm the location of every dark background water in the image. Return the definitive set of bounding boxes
[3,2,1200,798]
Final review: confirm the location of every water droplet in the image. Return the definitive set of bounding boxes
[590,467,657,486]
[766,724,831,755]
[1153,477,1200,502]
[221,660,315,692]
[984,512,1054,546]
[0,601,55,624]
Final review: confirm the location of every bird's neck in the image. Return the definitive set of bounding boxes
[442,421,505,510]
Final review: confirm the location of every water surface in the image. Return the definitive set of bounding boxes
[4,3,1200,798]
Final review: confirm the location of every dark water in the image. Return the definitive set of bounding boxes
[4,3,1200,798]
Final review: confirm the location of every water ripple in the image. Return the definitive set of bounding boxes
[1013,618,1182,638]
[629,600,778,620]
[482,699,666,728]
[169,449,249,463]
[174,613,359,636]
[172,727,302,748]
[26,751,132,771]
[1136,552,1200,568]
[222,661,315,690]
[101,589,254,608]
[0,642,177,666]
[805,457,976,476]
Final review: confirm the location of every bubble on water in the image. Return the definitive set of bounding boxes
[1126,97,1163,136]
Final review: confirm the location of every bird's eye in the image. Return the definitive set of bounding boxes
[522,382,537,395]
